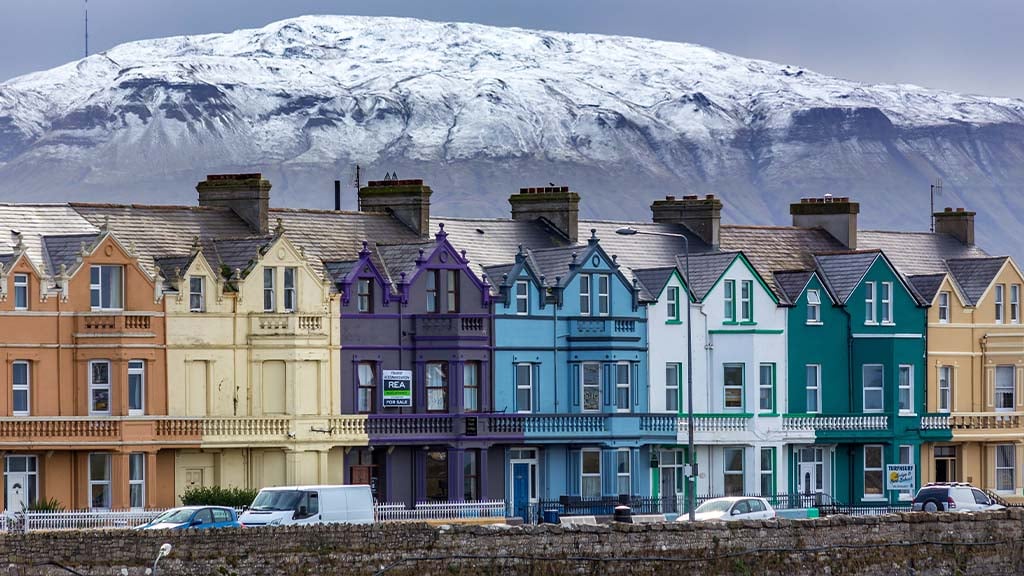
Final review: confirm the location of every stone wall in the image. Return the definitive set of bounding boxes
[4,511,1023,576]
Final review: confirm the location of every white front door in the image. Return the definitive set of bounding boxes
[6,472,27,513]
[798,462,818,496]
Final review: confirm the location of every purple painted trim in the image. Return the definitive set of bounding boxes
[400,238,493,305]
[338,252,394,306]
[344,345,492,351]
[412,336,489,342]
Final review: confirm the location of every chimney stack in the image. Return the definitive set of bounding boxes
[509,186,580,243]
[651,194,722,247]
[934,207,976,245]
[790,195,859,249]
[358,178,432,237]
[197,173,272,235]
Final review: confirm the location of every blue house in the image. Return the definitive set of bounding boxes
[486,231,675,519]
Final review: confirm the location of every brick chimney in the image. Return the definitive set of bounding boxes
[650,194,722,247]
[358,179,433,237]
[196,173,272,234]
[509,186,580,243]
[790,195,859,249]
[934,207,976,245]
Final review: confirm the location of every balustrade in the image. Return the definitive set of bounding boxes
[77,314,154,333]
[251,314,327,336]
[413,315,488,339]
[678,415,751,433]
[782,415,889,431]
[949,412,1023,431]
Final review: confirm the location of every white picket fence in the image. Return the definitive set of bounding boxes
[374,500,507,521]
[0,500,508,531]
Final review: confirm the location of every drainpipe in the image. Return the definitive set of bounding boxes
[552,286,558,413]
[839,306,854,415]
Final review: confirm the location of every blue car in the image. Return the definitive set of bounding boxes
[135,506,241,530]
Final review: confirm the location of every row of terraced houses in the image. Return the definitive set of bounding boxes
[0,173,1021,519]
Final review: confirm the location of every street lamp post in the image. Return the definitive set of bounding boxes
[616,226,696,522]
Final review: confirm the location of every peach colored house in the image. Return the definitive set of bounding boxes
[0,212,200,511]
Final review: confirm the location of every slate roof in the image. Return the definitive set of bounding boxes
[684,252,740,302]
[152,255,197,284]
[0,204,99,276]
[205,236,274,277]
[812,251,881,304]
[772,270,815,305]
[720,225,846,295]
[632,267,678,301]
[524,245,591,288]
[374,241,435,283]
[0,253,16,271]
[944,257,1009,306]
[41,233,100,277]
[858,230,989,275]
[481,263,516,286]
[323,260,360,284]
[907,273,946,304]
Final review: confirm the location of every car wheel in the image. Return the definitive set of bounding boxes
[923,501,939,513]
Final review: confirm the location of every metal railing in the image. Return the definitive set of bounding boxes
[374,500,506,521]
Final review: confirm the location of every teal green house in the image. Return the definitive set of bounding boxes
[776,250,953,505]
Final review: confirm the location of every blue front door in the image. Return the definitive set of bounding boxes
[512,462,530,520]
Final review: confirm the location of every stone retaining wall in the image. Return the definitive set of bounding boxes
[3,510,1023,575]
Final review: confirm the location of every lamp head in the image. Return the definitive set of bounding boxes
[158,543,172,558]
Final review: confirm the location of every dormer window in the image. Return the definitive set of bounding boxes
[864,282,877,324]
[995,284,1005,324]
[357,279,373,313]
[579,275,591,316]
[13,274,28,310]
[597,274,611,316]
[1012,284,1021,324]
[739,280,753,322]
[515,280,529,315]
[189,276,205,312]
[426,271,438,313]
[283,267,296,312]
[880,282,893,324]
[666,286,680,323]
[806,289,821,324]
[263,268,275,312]
[445,270,459,313]
[938,291,950,323]
[723,280,736,321]
[90,265,123,310]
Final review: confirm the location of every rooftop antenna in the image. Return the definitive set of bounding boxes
[353,164,361,191]
[84,0,89,57]
[930,178,943,232]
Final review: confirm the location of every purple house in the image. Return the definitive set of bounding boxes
[330,214,511,505]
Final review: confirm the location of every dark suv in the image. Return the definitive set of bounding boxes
[911,483,1004,513]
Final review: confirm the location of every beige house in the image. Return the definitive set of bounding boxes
[915,254,1024,500]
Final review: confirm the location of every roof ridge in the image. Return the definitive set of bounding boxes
[946,255,1007,263]
[815,249,882,257]
[723,224,827,231]
[70,202,231,211]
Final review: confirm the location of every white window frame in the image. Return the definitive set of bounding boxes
[995,365,1015,412]
[89,360,111,416]
[356,279,372,313]
[898,364,914,414]
[89,265,124,311]
[862,364,884,413]
[723,279,735,322]
[88,453,112,510]
[263,267,275,312]
[616,449,631,497]
[597,274,610,316]
[995,284,1005,324]
[12,360,29,416]
[581,362,601,412]
[1012,284,1021,324]
[723,363,744,412]
[938,366,952,413]
[760,447,775,496]
[758,363,774,413]
[128,360,145,416]
[865,281,876,324]
[898,445,913,501]
[129,453,145,510]
[938,291,950,324]
[581,449,602,499]
[189,276,204,312]
[996,444,1015,493]
[515,363,533,413]
[615,362,631,413]
[13,273,28,310]
[665,363,680,413]
[666,286,679,322]
[579,275,591,317]
[283,267,297,312]
[739,280,753,322]
[723,447,744,496]
[356,361,376,413]
[881,282,893,324]
[806,289,821,324]
[863,445,885,500]
[515,280,529,315]
[805,364,821,414]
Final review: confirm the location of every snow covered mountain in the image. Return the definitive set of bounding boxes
[1,15,1022,259]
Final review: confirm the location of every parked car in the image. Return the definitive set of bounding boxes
[136,506,241,530]
[911,482,1005,513]
[676,497,776,522]
[238,485,374,527]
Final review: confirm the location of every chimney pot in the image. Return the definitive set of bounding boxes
[705,194,715,200]
[665,195,676,201]
[945,207,953,213]
[683,195,698,201]
[956,207,964,213]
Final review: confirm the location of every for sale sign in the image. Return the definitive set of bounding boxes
[886,464,915,491]
[382,370,413,407]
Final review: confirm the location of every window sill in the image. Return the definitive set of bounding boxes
[739,321,757,326]
[756,412,779,417]
[805,321,823,326]
[880,322,895,327]
[665,319,683,325]
[864,321,878,326]
[722,321,739,326]
[898,411,916,417]
[862,496,887,502]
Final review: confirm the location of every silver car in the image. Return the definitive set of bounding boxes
[911,483,1005,513]
[676,497,776,521]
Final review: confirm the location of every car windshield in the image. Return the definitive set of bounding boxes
[695,500,733,514]
[250,490,303,511]
[151,508,195,524]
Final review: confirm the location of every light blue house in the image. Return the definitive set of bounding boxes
[486,231,675,519]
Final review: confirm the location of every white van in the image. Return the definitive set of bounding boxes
[239,485,374,527]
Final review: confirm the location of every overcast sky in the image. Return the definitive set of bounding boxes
[1,0,1021,98]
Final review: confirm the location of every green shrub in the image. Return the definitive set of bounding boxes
[179,485,258,508]
[28,497,64,512]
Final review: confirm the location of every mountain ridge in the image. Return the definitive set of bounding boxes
[0,15,1021,261]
